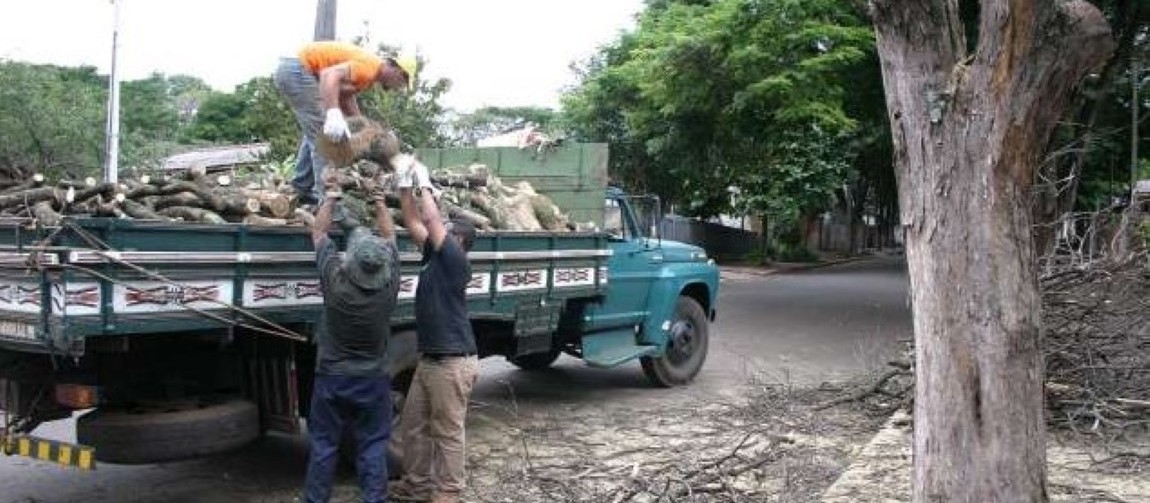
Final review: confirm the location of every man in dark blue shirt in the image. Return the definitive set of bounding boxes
[389,157,478,503]
[303,176,400,503]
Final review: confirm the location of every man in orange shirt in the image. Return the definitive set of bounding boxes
[275,41,417,205]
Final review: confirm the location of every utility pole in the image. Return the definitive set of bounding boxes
[103,0,122,183]
[1132,59,1140,201]
[314,0,337,41]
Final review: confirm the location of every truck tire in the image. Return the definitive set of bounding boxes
[77,397,259,464]
[641,296,709,387]
[509,349,561,371]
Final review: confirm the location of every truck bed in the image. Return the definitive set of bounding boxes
[0,217,610,356]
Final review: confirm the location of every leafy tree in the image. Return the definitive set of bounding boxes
[446,106,558,146]
[185,91,253,144]
[233,77,298,159]
[563,0,880,230]
[0,61,105,178]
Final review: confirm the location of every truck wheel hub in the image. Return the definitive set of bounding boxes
[668,320,695,363]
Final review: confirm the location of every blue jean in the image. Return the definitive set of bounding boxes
[274,57,328,204]
[303,374,392,503]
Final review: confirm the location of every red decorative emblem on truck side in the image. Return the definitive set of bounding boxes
[501,271,542,287]
[251,282,322,302]
[125,285,219,306]
[554,269,590,284]
[295,282,322,299]
[467,275,484,290]
[251,283,288,301]
[17,286,40,306]
[400,277,415,293]
[64,287,100,308]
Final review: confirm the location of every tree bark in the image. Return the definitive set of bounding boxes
[869,0,1113,501]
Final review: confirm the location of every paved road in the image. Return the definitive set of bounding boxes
[0,256,912,503]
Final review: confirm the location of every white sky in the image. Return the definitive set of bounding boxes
[0,0,643,112]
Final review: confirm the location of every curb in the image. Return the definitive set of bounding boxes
[819,409,912,502]
[721,256,864,279]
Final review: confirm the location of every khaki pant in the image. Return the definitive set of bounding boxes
[395,355,480,496]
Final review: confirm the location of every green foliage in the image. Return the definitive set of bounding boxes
[186,92,251,143]
[0,61,106,178]
[562,0,879,223]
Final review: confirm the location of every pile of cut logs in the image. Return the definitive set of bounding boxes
[0,161,579,232]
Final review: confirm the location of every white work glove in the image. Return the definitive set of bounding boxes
[322,108,350,142]
[411,161,442,198]
[412,160,432,189]
[390,154,416,189]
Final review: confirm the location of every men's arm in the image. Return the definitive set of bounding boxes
[399,188,430,249]
[339,93,362,117]
[374,199,395,240]
[311,197,337,247]
[415,188,448,251]
[316,63,354,112]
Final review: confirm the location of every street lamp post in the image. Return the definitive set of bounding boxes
[103,0,122,184]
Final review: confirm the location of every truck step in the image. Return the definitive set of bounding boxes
[582,330,660,368]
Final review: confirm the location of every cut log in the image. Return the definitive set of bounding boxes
[441,199,492,230]
[121,199,167,221]
[316,117,401,168]
[0,187,61,209]
[70,183,117,206]
[531,194,569,231]
[243,214,288,226]
[152,191,204,211]
[247,191,292,218]
[159,206,226,224]
[293,208,316,228]
[31,200,62,227]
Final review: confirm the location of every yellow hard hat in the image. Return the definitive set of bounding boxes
[391,55,418,92]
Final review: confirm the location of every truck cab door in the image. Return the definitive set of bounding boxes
[586,197,659,330]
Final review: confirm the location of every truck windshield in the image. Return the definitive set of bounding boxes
[604,199,627,239]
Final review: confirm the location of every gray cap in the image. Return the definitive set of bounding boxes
[344,227,392,290]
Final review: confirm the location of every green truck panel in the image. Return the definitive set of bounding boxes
[416,143,608,226]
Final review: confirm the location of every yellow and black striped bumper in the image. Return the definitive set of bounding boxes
[2,434,96,470]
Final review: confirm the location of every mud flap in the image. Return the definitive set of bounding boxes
[246,338,300,434]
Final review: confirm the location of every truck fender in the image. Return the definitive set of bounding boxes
[640,281,711,347]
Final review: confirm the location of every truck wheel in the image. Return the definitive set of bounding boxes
[641,296,709,387]
[77,397,259,464]
[509,349,561,371]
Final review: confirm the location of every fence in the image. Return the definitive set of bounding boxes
[660,215,758,261]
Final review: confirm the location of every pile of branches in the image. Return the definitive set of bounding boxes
[809,217,1147,440]
[1041,247,1150,438]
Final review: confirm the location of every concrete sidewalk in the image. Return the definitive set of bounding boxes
[820,411,1150,502]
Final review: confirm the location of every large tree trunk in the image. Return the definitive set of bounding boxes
[868,1,1113,501]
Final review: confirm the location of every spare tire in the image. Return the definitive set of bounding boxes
[77,397,259,464]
